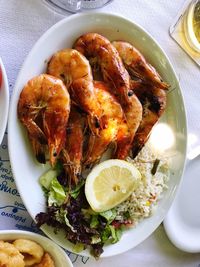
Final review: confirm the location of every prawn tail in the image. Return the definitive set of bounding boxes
[113,137,132,160]
[61,149,81,186]
[24,119,47,164]
[128,65,169,90]
[23,119,47,145]
[131,141,144,159]
[69,164,82,186]
[43,115,68,167]
[83,134,107,168]
[83,133,96,166]
[84,128,114,167]
[131,131,150,159]
[147,64,170,90]
[49,138,65,167]
[28,134,46,164]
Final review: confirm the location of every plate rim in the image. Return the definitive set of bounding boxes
[0,57,9,145]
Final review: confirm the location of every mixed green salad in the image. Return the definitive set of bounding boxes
[36,164,130,258]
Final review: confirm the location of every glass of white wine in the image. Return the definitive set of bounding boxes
[183,0,200,53]
[169,0,200,66]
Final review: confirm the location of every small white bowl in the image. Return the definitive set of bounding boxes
[0,57,9,144]
[0,230,73,267]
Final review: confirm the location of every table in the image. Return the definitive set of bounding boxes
[0,0,200,266]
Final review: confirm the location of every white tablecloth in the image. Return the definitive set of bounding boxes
[0,0,200,266]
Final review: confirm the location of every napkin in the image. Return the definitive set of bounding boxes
[0,0,200,266]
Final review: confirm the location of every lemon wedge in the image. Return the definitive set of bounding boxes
[85,159,141,212]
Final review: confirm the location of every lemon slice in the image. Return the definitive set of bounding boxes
[85,159,141,212]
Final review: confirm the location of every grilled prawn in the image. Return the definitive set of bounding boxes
[47,48,103,135]
[73,33,132,108]
[110,40,168,157]
[114,90,142,159]
[62,106,85,185]
[84,81,128,166]
[112,41,169,90]
[17,74,70,166]
[131,82,167,158]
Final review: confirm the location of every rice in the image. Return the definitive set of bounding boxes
[115,143,170,226]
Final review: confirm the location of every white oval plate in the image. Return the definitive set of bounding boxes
[164,156,200,253]
[0,230,73,266]
[8,12,187,257]
[0,57,9,145]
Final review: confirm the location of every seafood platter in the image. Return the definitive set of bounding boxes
[8,13,187,257]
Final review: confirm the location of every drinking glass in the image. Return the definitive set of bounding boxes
[43,0,113,13]
[170,0,200,66]
[183,0,200,53]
